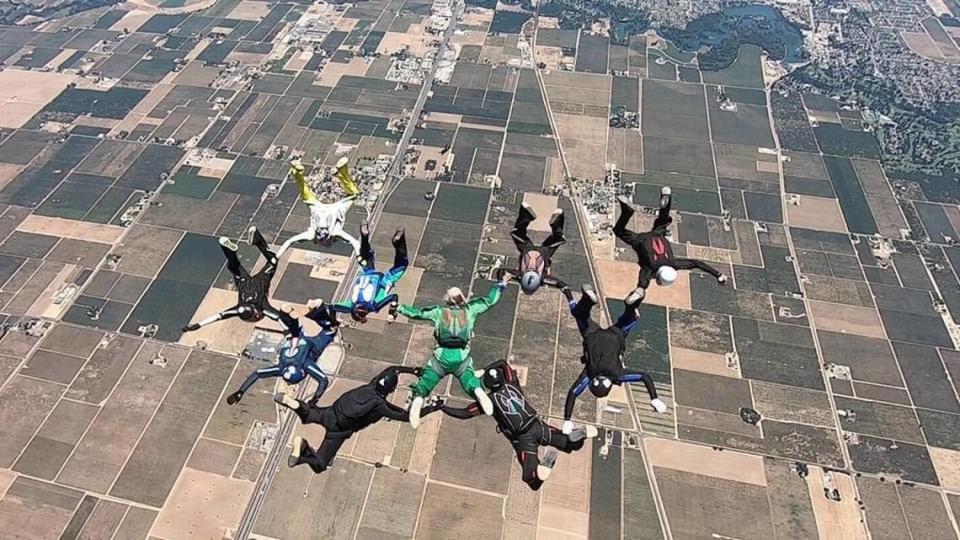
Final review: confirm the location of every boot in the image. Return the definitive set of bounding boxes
[219,236,238,251]
[274,392,300,411]
[288,436,307,468]
[537,448,559,481]
[474,387,494,416]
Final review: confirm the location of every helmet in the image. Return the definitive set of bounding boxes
[482,367,504,391]
[589,376,613,397]
[351,304,370,322]
[656,266,678,287]
[238,305,263,321]
[375,369,398,397]
[282,365,305,383]
[316,228,331,243]
[444,287,466,306]
[520,271,541,295]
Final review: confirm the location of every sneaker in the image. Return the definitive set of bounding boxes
[581,284,599,305]
[409,396,424,429]
[226,390,243,405]
[361,222,370,236]
[392,228,405,244]
[248,225,258,236]
[625,287,645,308]
[181,323,200,333]
[474,387,494,415]
[288,436,305,468]
[335,156,349,169]
[661,186,672,197]
[219,237,238,251]
[659,187,672,209]
[537,448,558,481]
[274,392,300,410]
[569,424,599,442]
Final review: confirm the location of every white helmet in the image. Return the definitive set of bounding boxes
[520,271,541,294]
[444,287,466,306]
[656,266,678,287]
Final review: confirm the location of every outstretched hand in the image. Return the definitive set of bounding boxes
[717,274,728,285]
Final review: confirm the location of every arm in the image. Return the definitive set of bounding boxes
[279,309,303,338]
[441,402,484,420]
[275,229,315,259]
[563,369,590,421]
[542,274,566,290]
[379,400,412,422]
[673,258,723,278]
[331,301,354,314]
[371,364,421,385]
[397,304,441,321]
[465,283,504,317]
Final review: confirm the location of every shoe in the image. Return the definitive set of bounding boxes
[219,237,238,251]
[617,195,634,212]
[181,323,200,333]
[248,225,258,236]
[521,201,537,220]
[288,436,305,468]
[661,186,672,196]
[561,286,574,303]
[549,208,564,226]
[392,228,405,245]
[274,392,300,410]
[625,287,645,309]
[537,449,558,481]
[651,398,668,413]
[226,390,243,405]
[659,187,671,209]
[474,388,494,415]
[568,424,599,442]
[581,284,598,305]
[335,156,349,169]
[361,222,370,236]
[409,396,424,429]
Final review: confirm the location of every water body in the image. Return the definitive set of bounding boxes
[657,4,806,66]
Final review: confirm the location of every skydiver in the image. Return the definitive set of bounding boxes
[561,284,667,435]
[503,202,567,295]
[330,222,407,323]
[225,300,338,406]
[398,274,511,429]
[182,226,281,333]
[280,365,443,473]
[614,188,726,302]
[276,157,362,258]
[442,358,598,491]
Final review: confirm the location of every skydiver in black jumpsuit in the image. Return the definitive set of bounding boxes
[613,188,726,301]
[442,359,597,491]
[278,365,442,473]
[182,226,282,333]
[504,202,567,295]
[560,285,667,435]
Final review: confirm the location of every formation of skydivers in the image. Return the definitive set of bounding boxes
[184,161,727,490]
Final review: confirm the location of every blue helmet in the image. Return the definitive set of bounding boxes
[282,364,305,384]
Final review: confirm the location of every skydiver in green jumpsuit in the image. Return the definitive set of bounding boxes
[398,272,511,428]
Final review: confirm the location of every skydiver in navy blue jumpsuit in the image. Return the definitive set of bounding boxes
[226,301,339,406]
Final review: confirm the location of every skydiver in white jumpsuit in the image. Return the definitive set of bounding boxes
[276,157,362,258]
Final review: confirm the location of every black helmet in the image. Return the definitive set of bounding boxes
[589,376,613,397]
[482,367,504,391]
[376,369,398,397]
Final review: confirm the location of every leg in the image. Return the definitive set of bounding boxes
[514,430,544,491]
[570,285,601,336]
[359,223,374,267]
[375,292,400,320]
[541,209,565,254]
[545,422,585,453]
[511,203,536,251]
[250,227,279,276]
[228,365,282,404]
[613,196,636,240]
[293,433,349,473]
[410,358,445,397]
[391,228,408,269]
[454,355,493,415]
[182,306,242,332]
[652,187,672,233]
[613,306,641,336]
[305,364,329,404]
[221,240,248,279]
[262,305,282,323]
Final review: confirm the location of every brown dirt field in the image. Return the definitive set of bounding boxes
[0,70,77,129]
[784,152,829,179]
[316,57,370,87]
[521,193,558,232]
[671,347,736,378]
[74,116,121,129]
[230,0,271,20]
[929,447,960,491]
[806,467,865,539]
[902,31,945,60]
[285,50,313,71]
[378,25,430,57]
[535,46,562,70]
[646,438,767,486]
[178,287,256,354]
[545,84,609,108]
[590,233,616,260]
[46,49,78,70]
[786,196,848,233]
[17,215,125,244]
[540,438,592,537]
[606,127,643,174]
[424,112,462,124]
[110,9,153,31]
[413,146,449,180]
[407,404,443,475]
[0,469,13,499]
[333,17,359,32]
[594,258,639,297]
[478,46,504,65]
[756,160,780,173]
[866,195,908,239]
[173,61,221,87]
[226,51,269,66]
[544,157,565,188]
[808,300,885,339]
[553,113,606,180]
[151,468,253,539]
[129,83,174,117]
[461,8,493,27]
[452,30,488,47]
[538,16,560,29]
[851,159,894,196]
[543,70,610,92]
[0,164,23,192]
[808,111,841,124]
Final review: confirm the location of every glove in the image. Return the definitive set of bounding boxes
[413,367,424,377]
[562,420,574,435]
[651,398,667,413]
[718,274,728,285]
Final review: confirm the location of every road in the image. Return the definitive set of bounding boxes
[233,5,463,538]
